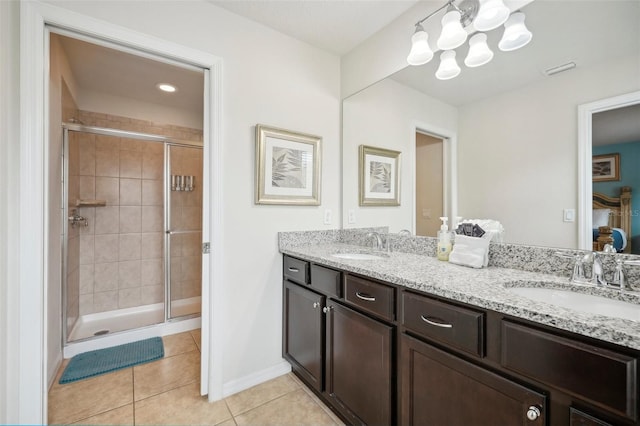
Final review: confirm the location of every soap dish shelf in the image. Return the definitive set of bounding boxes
[75,199,107,207]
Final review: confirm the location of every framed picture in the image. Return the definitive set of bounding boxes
[359,145,401,206]
[255,124,321,205]
[592,153,620,182]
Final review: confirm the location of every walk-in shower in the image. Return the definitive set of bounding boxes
[62,123,203,353]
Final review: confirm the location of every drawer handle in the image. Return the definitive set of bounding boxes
[287,267,299,272]
[355,292,376,302]
[421,315,453,328]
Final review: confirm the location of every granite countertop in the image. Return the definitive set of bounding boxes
[281,243,640,351]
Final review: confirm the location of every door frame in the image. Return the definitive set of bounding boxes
[410,122,457,236]
[577,90,640,250]
[19,2,224,423]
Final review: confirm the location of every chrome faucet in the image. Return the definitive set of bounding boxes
[367,232,384,250]
[590,252,607,286]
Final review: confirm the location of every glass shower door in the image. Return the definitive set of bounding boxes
[167,144,203,319]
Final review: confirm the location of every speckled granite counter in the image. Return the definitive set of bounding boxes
[279,239,640,351]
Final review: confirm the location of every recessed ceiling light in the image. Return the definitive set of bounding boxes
[156,83,177,93]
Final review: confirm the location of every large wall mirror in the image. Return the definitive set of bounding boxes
[342,0,640,252]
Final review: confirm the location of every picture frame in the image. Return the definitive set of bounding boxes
[359,145,401,206]
[255,124,322,205]
[592,153,620,182]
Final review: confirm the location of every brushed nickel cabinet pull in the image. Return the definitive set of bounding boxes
[356,292,376,302]
[421,315,453,328]
[288,267,299,272]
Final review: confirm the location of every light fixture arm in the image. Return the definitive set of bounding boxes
[414,0,479,29]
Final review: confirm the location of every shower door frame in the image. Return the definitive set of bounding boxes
[61,123,203,344]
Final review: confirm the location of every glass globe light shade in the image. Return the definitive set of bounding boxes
[464,33,494,67]
[407,26,434,66]
[437,10,467,50]
[474,0,510,31]
[498,12,532,51]
[435,50,461,80]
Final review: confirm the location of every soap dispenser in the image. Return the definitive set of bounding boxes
[437,217,453,261]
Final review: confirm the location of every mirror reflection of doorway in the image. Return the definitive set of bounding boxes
[415,132,444,237]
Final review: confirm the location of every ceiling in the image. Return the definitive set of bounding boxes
[56,0,639,146]
[206,0,420,55]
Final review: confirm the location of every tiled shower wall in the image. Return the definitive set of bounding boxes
[69,112,203,316]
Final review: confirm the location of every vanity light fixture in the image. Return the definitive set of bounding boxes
[406,0,532,80]
[156,83,177,93]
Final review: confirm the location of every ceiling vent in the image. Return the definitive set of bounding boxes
[544,61,576,76]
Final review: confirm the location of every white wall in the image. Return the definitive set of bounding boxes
[0,1,21,422]
[457,54,640,248]
[41,0,341,392]
[2,1,341,422]
[343,78,457,233]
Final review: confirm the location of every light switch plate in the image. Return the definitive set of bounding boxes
[563,208,575,222]
[348,209,356,224]
[324,209,332,224]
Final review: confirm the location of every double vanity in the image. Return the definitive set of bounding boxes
[279,229,640,426]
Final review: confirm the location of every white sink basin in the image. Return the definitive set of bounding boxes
[331,252,386,260]
[508,287,640,321]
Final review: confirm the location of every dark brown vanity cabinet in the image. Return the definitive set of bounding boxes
[401,333,546,426]
[283,280,325,391]
[325,300,393,426]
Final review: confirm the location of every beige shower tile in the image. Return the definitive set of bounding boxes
[143,141,164,155]
[94,206,120,234]
[120,150,142,178]
[141,232,163,259]
[182,256,201,281]
[79,294,94,316]
[142,179,163,206]
[79,264,94,295]
[79,235,95,265]
[182,206,202,230]
[119,206,141,233]
[118,287,141,309]
[95,134,120,152]
[120,137,143,152]
[93,290,118,312]
[94,234,119,263]
[141,284,163,305]
[141,258,163,285]
[78,136,96,176]
[95,149,120,177]
[181,280,201,298]
[118,260,141,288]
[141,206,163,233]
[133,350,200,401]
[79,176,96,200]
[234,388,337,426]
[142,152,163,180]
[134,382,231,425]
[182,232,202,257]
[94,261,119,292]
[79,207,95,235]
[95,177,119,205]
[224,374,299,416]
[71,403,133,425]
[162,331,198,357]
[48,368,133,425]
[119,233,141,260]
[120,178,141,206]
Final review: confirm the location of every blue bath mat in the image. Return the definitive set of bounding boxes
[59,337,164,384]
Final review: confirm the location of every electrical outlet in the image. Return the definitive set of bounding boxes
[324,209,332,225]
[348,209,356,224]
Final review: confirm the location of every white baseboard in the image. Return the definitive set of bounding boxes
[47,351,63,391]
[222,360,292,398]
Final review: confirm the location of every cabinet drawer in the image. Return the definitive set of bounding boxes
[502,321,637,421]
[283,256,309,285]
[310,264,341,297]
[343,275,395,321]
[402,291,485,357]
[569,408,613,426]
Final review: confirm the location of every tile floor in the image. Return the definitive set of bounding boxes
[48,330,344,425]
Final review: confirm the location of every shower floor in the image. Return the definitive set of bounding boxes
[67,297,201,342]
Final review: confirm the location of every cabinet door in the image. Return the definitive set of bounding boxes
[283,281,325,392]
[326,302,393,426]
[401,334,546,426]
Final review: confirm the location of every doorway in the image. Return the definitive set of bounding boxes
[415,131,445,237]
